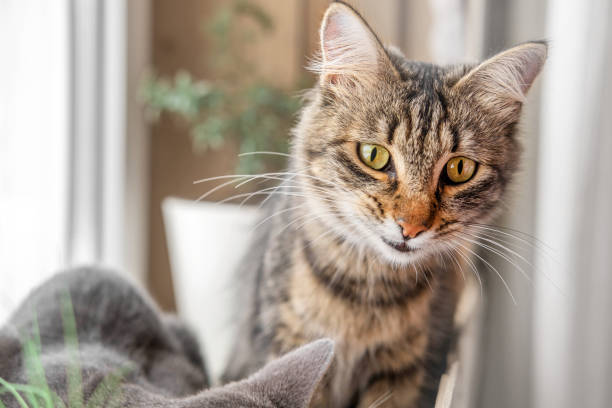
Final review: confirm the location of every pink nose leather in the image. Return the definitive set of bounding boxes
[397,219,427,239]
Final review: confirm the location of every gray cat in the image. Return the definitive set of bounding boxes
[0,268,334,407]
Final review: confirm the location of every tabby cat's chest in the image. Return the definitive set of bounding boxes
[254,212,461,407]
[265,243,438,405]
[281,249,435,346]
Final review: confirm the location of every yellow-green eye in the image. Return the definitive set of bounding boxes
[446,157,477,183]
[359,143,390,170]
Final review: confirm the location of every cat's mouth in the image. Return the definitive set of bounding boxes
[381,238,418,253]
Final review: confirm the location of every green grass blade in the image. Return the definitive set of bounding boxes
[84,368,128,408]
[30,311,43,354]
[24,392,39,408]
[60,291,83,408]
[22,339,51,408]
[105,390,124,408]
[4,290,134,408]
[30,312,51,407]
[0,378,30,408]
[0,383,63,408]
[20,312,53,408]
[0,383,51,398]
[49,390,66,408]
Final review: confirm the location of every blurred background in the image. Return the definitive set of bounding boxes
[1,0,611,407]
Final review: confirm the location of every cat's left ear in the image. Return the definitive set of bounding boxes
[454,42,547,114]
[315,1,398,87]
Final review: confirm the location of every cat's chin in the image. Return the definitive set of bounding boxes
[381,238,417,253]
[373,237,427,266]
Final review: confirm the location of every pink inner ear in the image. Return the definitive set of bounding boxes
[519,50,545,93]
[322,12,360,66]
[465,44,547,102]
[322,20,341,61]
[321,13,358,85]
[317,5,381,83]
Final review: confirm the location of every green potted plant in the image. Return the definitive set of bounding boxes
[143,0,304,174]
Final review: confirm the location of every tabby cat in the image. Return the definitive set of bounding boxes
[223,1,546,407]
[0,268,334,408]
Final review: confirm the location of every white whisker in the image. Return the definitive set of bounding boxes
[238,151,291,158]
[252,205,306,230]
[451,235,517,305]
[459,233,532,283]
[368,390,393,408]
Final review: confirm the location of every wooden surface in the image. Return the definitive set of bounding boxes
[148,0,330,310]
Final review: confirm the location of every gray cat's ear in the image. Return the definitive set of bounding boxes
[314,2,397,86]
[454,42,547,111]
[246,339,334,408]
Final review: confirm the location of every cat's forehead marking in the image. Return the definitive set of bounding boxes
[385,67,450,186]
[411,64,442,142]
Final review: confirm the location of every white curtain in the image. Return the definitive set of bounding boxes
[0,0,148,323]
[427,0,612,406]
[471,0,612,407]
[534,0,612,407]
[0,0,70,323]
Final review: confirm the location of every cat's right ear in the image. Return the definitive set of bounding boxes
[245,339,334,408]
[453,42,547,120]
[313,1,397,87]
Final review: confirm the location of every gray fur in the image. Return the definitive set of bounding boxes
[0,268,334,408]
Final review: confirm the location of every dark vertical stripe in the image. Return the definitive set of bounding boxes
[436,90,448,119]
[416,271,458,407]
[451,126,460,152]
[387,116,399,144]
[385,178,399,194]
[415,65,438,143]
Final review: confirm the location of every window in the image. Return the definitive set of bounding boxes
[0,0,70,323]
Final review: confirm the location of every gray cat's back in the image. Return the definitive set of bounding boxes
[0,267,334,408]
[2,267,208,397]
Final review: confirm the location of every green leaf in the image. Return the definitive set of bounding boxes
[0,378,30,408]
[140,0,305,173]
[192,118,229,150]
[0,382,64,408]
[21,318,52,408]
[60,292,83,408]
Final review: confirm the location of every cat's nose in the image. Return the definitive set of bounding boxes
[396,218,428,239]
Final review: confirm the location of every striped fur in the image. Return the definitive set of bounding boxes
[223,2,546,407]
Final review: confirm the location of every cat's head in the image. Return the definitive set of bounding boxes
[202,339,334,408]
[292,1,546,265]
